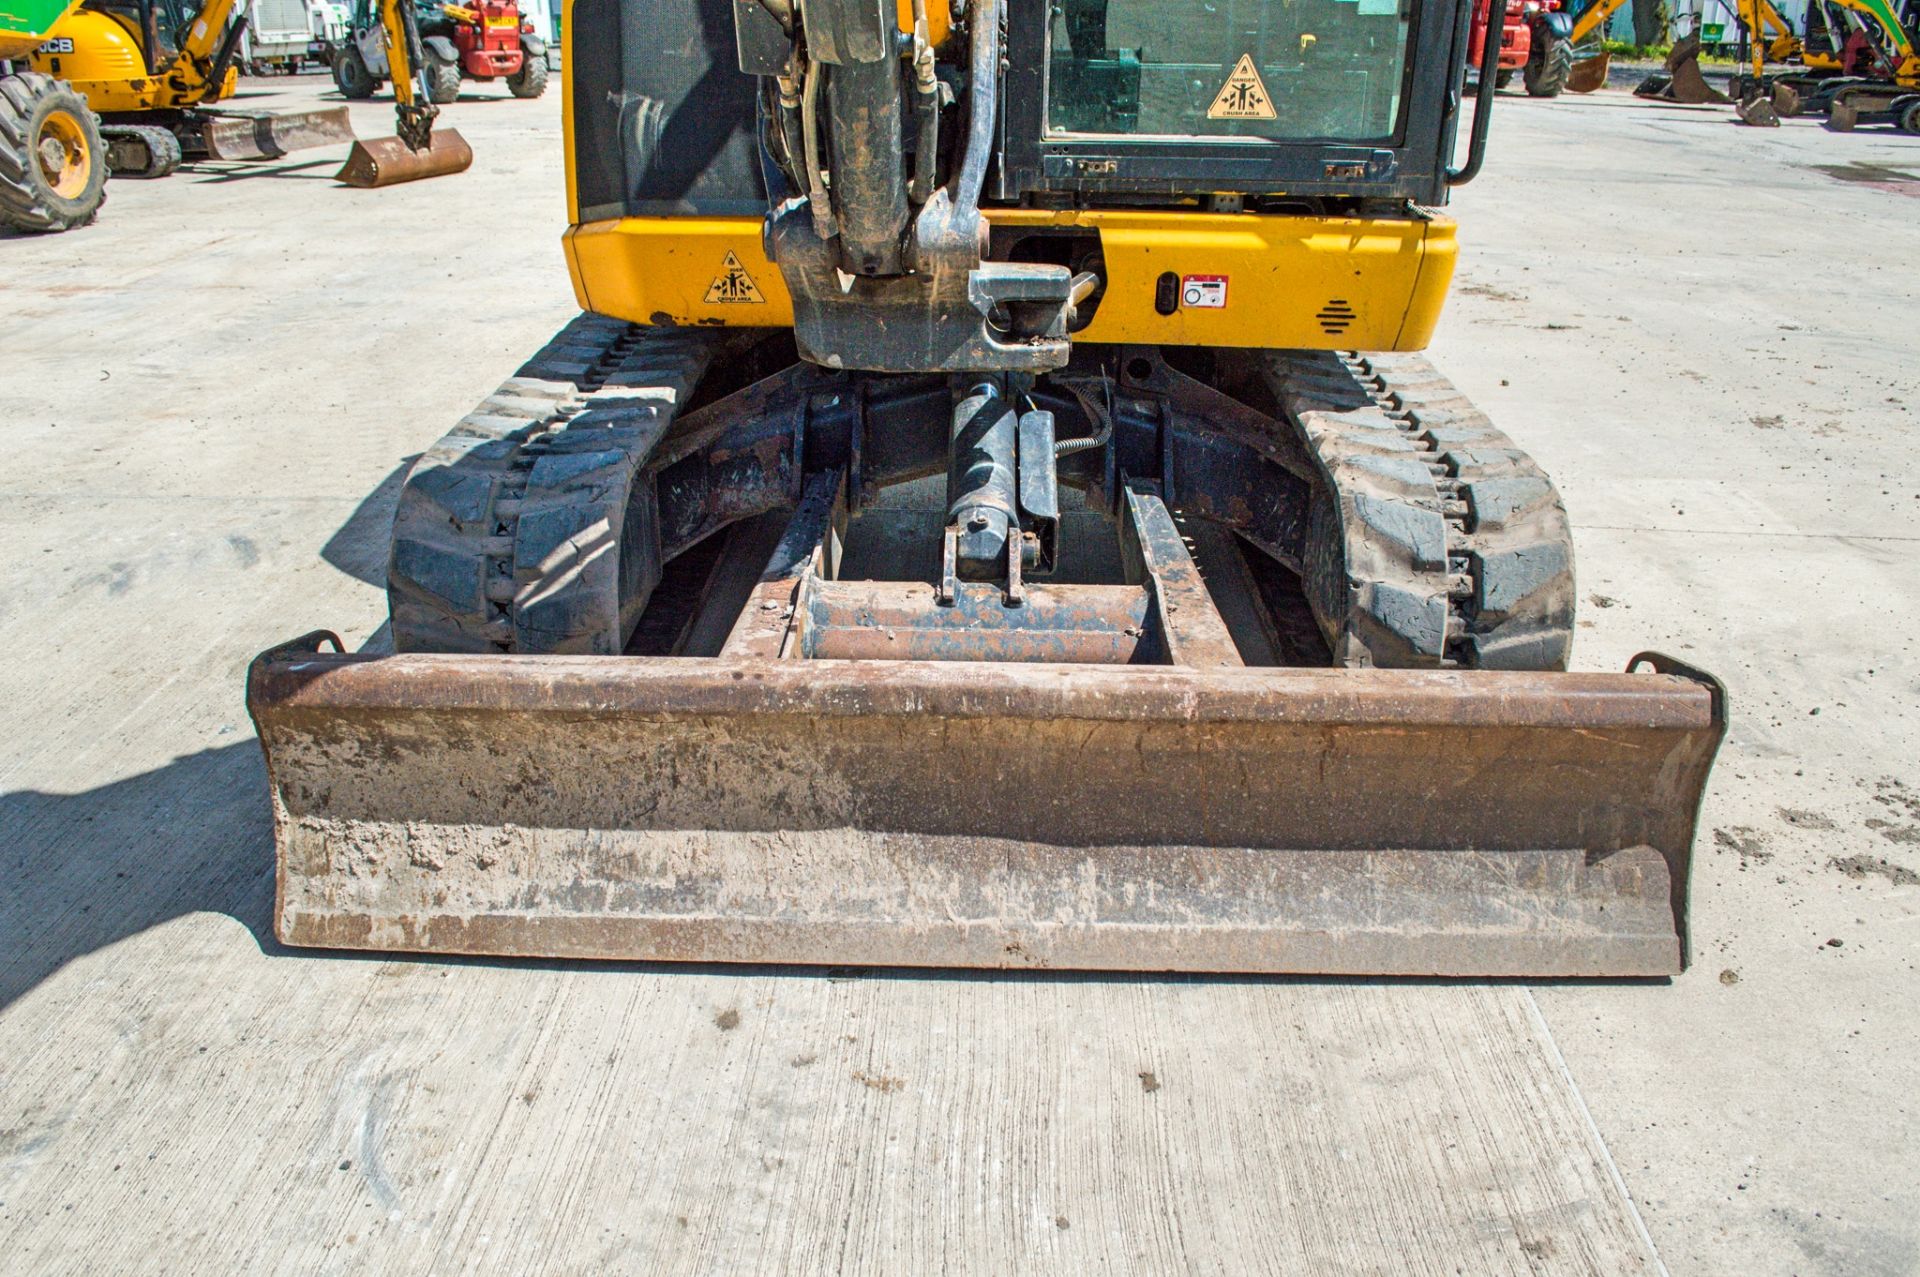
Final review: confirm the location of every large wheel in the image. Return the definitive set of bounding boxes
[0,72,107,234]
[507,47,549,99]
[1524,35,1573,97]
[1899,97,1920,135]
[425,53,463,105]
[334,44,379,99]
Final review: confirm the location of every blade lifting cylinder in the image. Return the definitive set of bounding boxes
[947,376,1019,579]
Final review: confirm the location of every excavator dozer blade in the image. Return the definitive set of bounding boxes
[201,107,358,161]
[1567,50,1611,94]
[247,644,1725,978]
[333,129,474,188]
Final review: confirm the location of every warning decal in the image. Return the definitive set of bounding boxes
[1207,54,1277,121]
[704,251,767,304]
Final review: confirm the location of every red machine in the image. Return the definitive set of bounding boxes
[433,0,549,99]
[1471,0,1577,95]
[447,0,526,79]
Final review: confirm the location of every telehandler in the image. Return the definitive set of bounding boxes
[331,0,547,104]
[248,0,1726,977]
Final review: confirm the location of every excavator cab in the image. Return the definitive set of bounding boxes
[247,0,1726,976]
[78,0,189,71]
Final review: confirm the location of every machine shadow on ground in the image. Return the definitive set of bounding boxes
[0,740,1658,1015]
[323,456,415,587]
[0,742,280,1010]
[0,460,418,1012]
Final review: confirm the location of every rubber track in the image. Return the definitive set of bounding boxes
[101,124,182,179]
[388,315,716,654]
[1265,350,1574,671]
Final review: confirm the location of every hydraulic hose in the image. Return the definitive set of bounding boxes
[950,0,998,212]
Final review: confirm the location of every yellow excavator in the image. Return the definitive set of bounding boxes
[1758,0,1920,126]
[2,0,355,228]
[247,0,1727,977]
[1,0,463,232]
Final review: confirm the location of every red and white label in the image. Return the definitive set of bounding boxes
[1181,275,1229,309]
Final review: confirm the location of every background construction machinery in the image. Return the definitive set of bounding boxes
[332,0,546,102]
[9,0,355,193]
[1,0,488,231]
[2,0,355,229]
[1471,0,1578,95]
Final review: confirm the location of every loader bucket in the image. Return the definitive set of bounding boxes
[1567,50,1610,94]
[201,107,358,161]
[333,129,474,188]
[247,642,1725,977]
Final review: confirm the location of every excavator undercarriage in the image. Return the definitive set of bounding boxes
[249,0,1726,976]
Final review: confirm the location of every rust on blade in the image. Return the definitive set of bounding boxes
[334,130,474,188]
[247,646,1726,977]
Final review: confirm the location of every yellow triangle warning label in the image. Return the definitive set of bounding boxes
[1207,54,1277,121]
[704,251,767,304]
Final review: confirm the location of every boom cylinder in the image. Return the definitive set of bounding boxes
[825,47,910,275]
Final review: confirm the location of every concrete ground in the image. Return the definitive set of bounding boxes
[2,75,1916,1274]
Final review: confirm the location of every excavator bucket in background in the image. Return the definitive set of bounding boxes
[200,107,358,161]
[1567,49,1611,93]
[334,129,474,188]
[1636,33,1733,102]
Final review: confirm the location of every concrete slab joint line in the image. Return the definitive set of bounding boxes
[1526,989,1671,1277]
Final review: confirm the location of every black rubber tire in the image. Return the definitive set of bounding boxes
[1495,68,1515,90]
[425,54,463,105]
[1899,98,1920,135]
[334,45,379,99]
[1524,36,1573,97]
[507,48,549,99]
[0,72,107,234]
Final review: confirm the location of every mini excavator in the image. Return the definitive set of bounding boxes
[247,0,1727,977]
